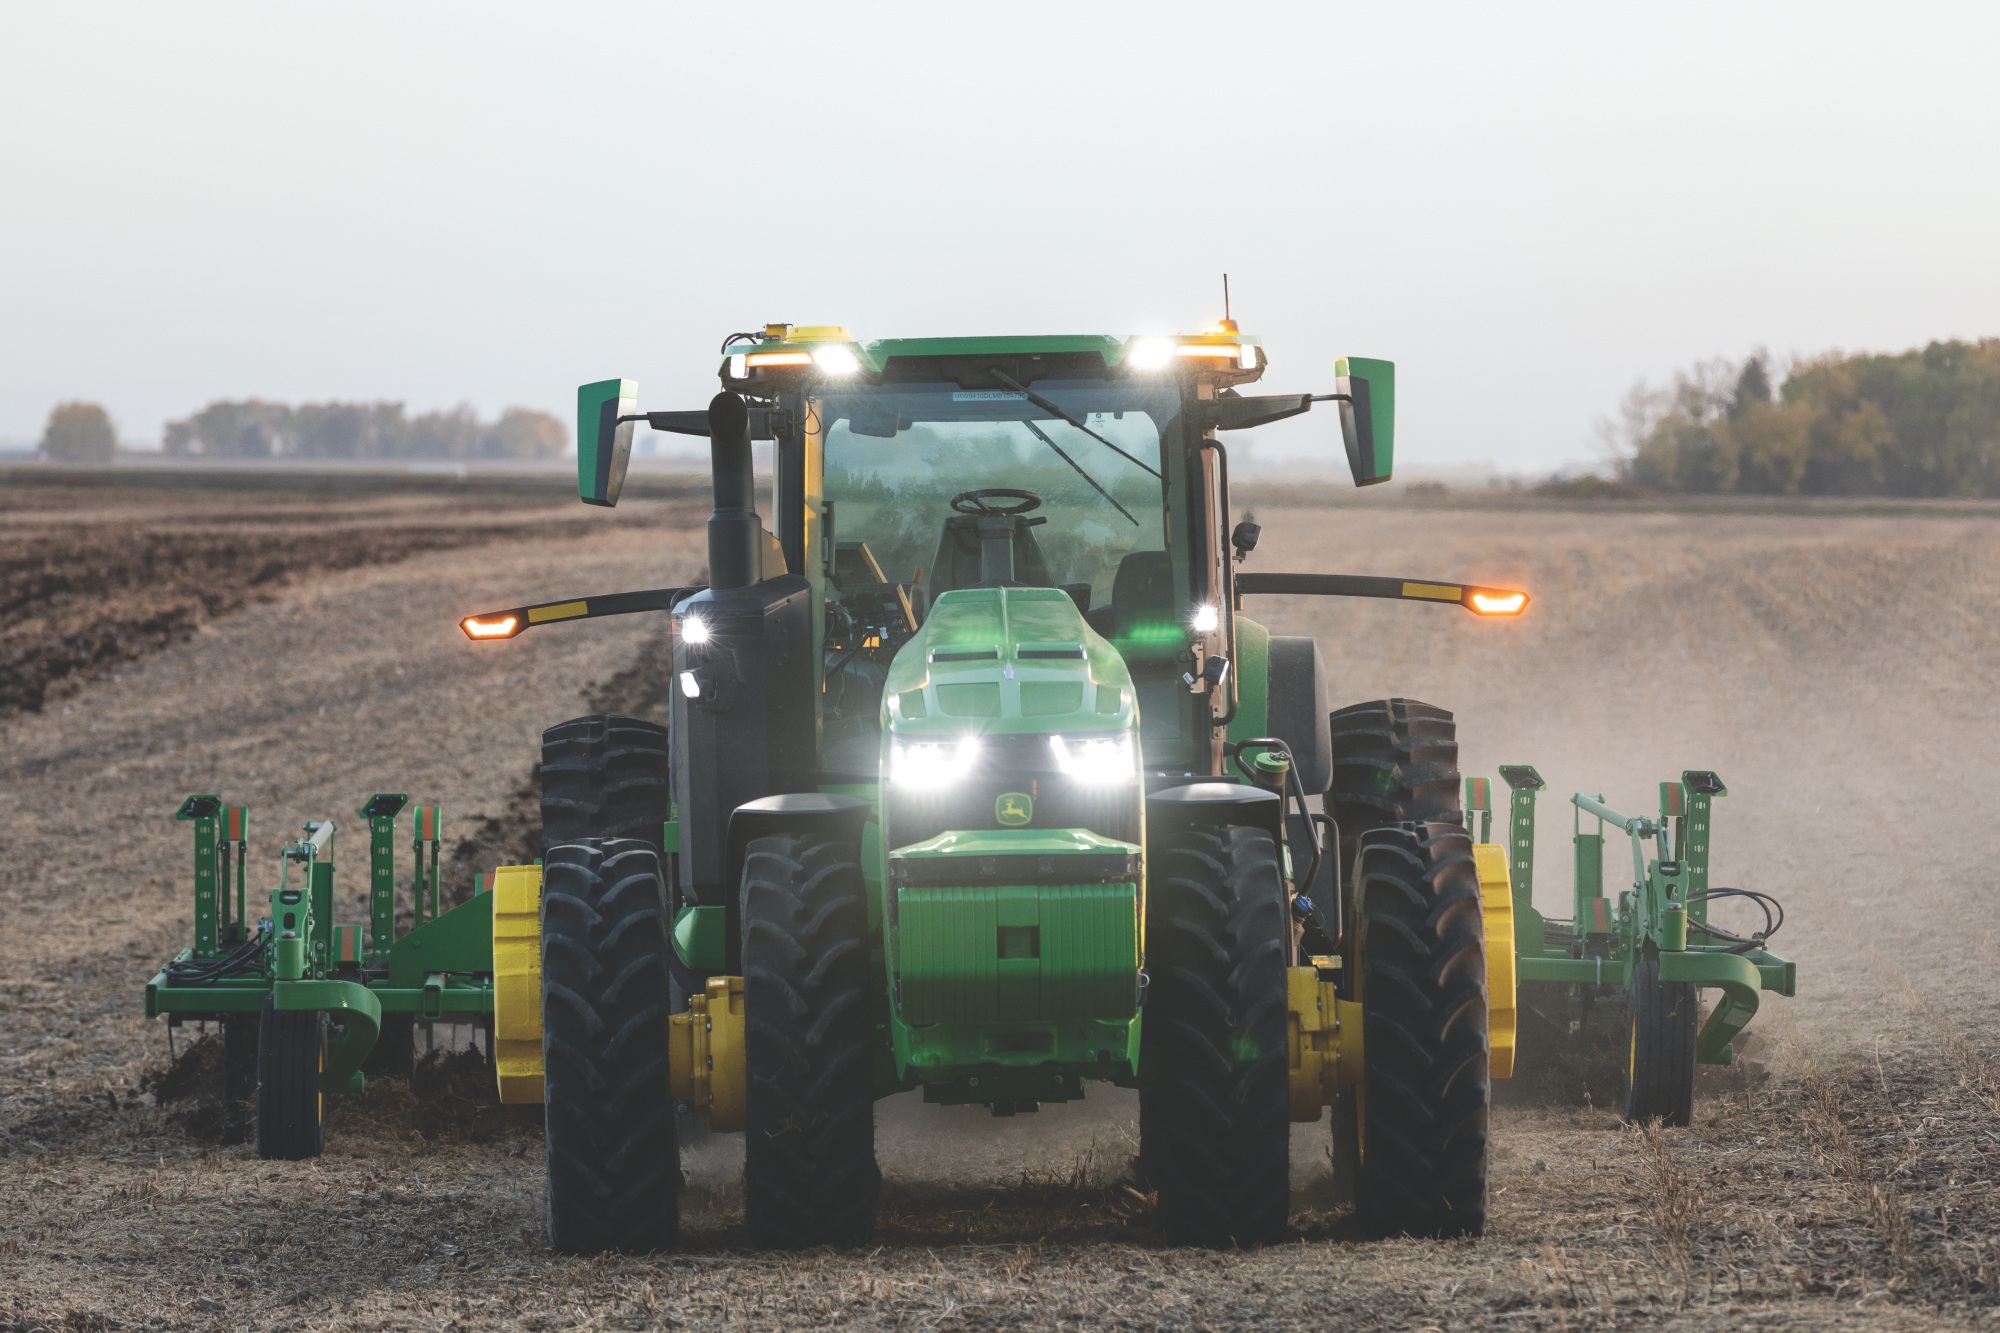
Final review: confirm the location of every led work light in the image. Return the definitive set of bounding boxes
[1048,734,1137,784]
[890,736,983,788]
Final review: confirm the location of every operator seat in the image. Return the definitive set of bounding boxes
[1090,549,1186,761]
[1086,550,1176,640]
[927,513,1054,595]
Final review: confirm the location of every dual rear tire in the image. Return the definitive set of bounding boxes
[1328,698,1492,1239]
[538,811,880,1253]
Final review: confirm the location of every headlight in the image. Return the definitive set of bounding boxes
[1049,733,1137,784]
[811,344,861,375]
[1189,602,1219,633]
[1127,337,1175,370]
[891,735,983,788]
[678,612,710,644]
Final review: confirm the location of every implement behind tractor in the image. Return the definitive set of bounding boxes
[1468,767,1796,1124]
[142,314,1786,1252]
[145,795,501,1158]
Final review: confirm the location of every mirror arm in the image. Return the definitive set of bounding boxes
[627,410,777,441]
[1204,392,1354,432]
[1206,393,1313,432]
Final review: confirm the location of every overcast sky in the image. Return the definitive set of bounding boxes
[4,2,1996,471]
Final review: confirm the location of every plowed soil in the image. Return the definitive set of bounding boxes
[3,485,1997,1331]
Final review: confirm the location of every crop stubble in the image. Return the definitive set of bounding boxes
[1,487,1996,1330]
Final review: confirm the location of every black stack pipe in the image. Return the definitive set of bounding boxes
[706,390,759,590]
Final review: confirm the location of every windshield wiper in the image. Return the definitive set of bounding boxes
[1020,421,1139,525]
[988,370,1163,479]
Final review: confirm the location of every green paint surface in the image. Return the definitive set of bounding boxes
[897,881,1138,1027]
[673,903,728,971]
[1225,615,1270,744]
[881,586,1135,739]
[386,891,493,989]
[575,378,635,505]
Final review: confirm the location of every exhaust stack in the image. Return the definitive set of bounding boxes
[706,391,759,590]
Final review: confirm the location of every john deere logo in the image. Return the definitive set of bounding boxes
[996,792,1033,826]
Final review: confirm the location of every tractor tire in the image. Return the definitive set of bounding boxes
[1328,1086,1360,1207]
[1352,822,1490,1239]
[255,994,326,1160]
[540,713,704,1014]
[1623,959,1697,1126]
[541,839,679,1255]
[539,715,671,857]
[1327,699,1462,876]
[1142,824,1291,1248]
[741,831,879,1249]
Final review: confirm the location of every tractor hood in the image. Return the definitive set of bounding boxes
[881,587,1135,738]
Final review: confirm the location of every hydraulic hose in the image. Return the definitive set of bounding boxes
[164,926,269,985]
[1685,887,1786,954]
[1225,737,1330,925]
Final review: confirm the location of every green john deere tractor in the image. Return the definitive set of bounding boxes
[459,322,1531,1251]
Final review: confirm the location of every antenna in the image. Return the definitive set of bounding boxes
[1223,273,1231,323]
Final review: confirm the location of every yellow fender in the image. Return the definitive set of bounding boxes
[1473,843,1517,1080]
[491,865,546,1104]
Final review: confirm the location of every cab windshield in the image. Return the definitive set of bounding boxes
[816,380,1177,611]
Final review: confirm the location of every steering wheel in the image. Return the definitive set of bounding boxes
[951,488,1042,516]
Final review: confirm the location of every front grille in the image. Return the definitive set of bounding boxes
[885,733,1142,849]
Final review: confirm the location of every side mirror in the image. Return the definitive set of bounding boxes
[1335,357,1395,487]
[576,378,637,507]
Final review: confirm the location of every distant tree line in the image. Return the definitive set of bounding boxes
[162,400,568,460]
[1611,339,2000,497]
[39,402,118,463]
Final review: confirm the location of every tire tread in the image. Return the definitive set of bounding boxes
[1354,821,1490,1239]
[742,833,879,1249]
[1143,824,1290,1248]
[542,838,678,1255]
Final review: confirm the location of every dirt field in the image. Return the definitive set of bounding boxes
[3,484,1998,1330]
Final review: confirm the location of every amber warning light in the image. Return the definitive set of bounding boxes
[1468,590,1528,616]
[462,614,520,640]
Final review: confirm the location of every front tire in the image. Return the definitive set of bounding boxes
[541,839,679,1255]
[1353,822,1490,1238]
[741,831,879,1249]
[1142,824,1290,1248]
[255,995,325,1160]
[1623,960,1697,1125]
